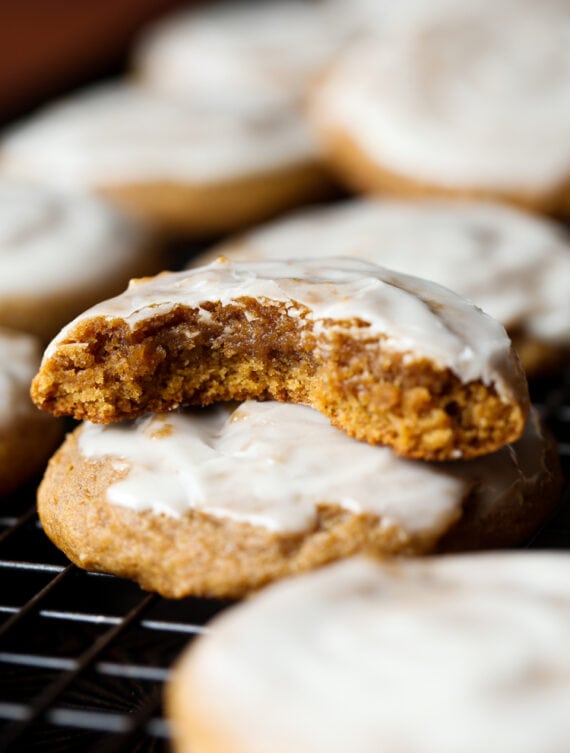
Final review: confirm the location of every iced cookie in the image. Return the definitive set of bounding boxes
[0,180,161,342]
[37,402,560,597]
[204,199,570,375]
[31,258,529,460]
[167,553,570,753]
[134,0,348,110]
[0,83,329,236]
[311,0,570,214]
[0,328,62,497]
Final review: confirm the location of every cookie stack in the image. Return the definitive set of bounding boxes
[31,257,561,598]
[1,0,565,750]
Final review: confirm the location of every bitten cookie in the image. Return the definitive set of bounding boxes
[31,258,529,460]
[167,553,570,753]
[0,180,161,342]
[311,0,570,214]
[204,199,570,375]
[134,0,347,110]
[0,83,330,236]
[37,402,560,598]
[0,328,62,497]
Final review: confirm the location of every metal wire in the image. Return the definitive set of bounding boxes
[0,370,568,753]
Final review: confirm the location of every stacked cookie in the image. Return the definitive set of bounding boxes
[32,258,561,597]
[7,1,567,749]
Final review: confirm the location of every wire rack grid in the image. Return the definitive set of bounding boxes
[0,370,569,753]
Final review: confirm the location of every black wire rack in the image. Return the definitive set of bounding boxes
[0,369,569,753]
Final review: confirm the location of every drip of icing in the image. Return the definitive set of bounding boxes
[1,83,318,188]
[313,0,570,191]
[0,181,144,296]
[181,553,570,753]
[218,199,570,344]
[0,329,43,427]
[47,258,518,399]
[77,401,544,535]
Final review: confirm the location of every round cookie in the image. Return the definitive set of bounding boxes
[0,180,161,342]
[0,83,330,236]
[311,0,570,214]
[37,402,560,598]
[0,328,62,497]
[134,0,349,110]
[204,199,570,375]
[167,553,570,753]
[31,258,529,461]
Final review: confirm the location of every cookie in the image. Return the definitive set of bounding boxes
[37,402,560,598]
[0,83,330,236]
[204,199,570,375]
[134,0,348,110]
[0,180,161,342]
[0,328,62,497]
[31,258,529,460]
[167,553,570,753]
[311,0,570,214]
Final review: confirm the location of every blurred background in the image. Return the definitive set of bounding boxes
[0,0,192,124]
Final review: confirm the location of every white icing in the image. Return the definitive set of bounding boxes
[313,0,570,191]
[216,199,570,345]
[1,82,318,187]
[0,180,145,297]
[180,553,570,753]
[0,329,44,428]
[77,402,544,535]
[135,0,351,110]
[46,258,518,400]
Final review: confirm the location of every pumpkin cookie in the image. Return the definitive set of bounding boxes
[37,403,560,597]
[134,0,348,110]
[1,83,330,236]
[31,258,529,460]
[167,553,570,753]
[311,0,570,214]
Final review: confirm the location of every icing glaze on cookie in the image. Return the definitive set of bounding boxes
[0,329,43,426]
[178,553,570,753]
[135,0,348,110]
[218,199,570,344]
[47,258,519,398]
[1,83,318,187]
[0,181,145,296]
[313,0,570,191]
[78,401,545,534]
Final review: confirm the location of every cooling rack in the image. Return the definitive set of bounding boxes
[0,368,569,753]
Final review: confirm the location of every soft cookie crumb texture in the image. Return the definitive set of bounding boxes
[32,299,527,461]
